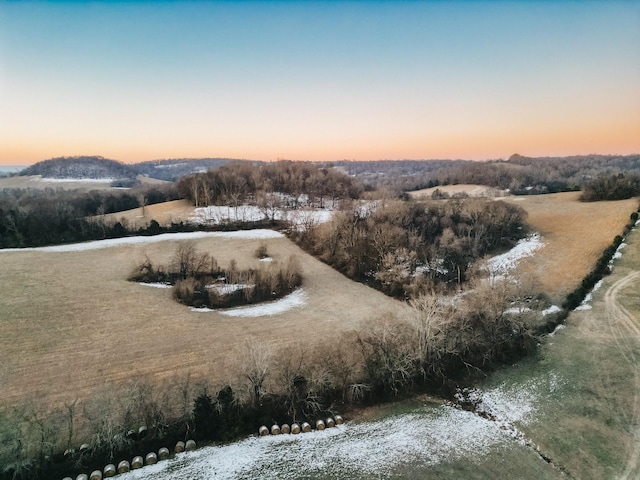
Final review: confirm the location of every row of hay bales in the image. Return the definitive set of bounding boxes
[61,440,196,480]
[259,415,344,437]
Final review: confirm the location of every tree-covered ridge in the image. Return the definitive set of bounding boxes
[333,154,640,194]
[176,161,363,208]
[21,156,138,180]
[132,158,253,181]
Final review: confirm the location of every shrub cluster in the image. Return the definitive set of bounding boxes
[580,173,640,202]
[129,243,303,309]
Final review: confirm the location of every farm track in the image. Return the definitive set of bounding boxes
[604,271,640,480]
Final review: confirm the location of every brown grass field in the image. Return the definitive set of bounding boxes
[0,191,637,417]
[408,184,506,198]
[502,192,638,302]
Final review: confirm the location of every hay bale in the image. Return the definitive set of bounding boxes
[62,477,73,480]
[175,441,185,453]
[76,474,88,480]
[301,422,311,433]
[79,443,90,453]
[89,470,102,480]
[270,424,281,435]
[291,423,301,434]
[185,439,197,451]
[117,460,130,474]
[103,464,116,477]
[158,447,170,460]
[315,419,325,431]
[281,423,290,434]
[146,452,158,465]
[131,456,144,469]
[258,425,269,436]
[334,415,344,425]
[138,425,148,439]
[126,430,136,440]
[326,417,335,428]
[64,448,75,458]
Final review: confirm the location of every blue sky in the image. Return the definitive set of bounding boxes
[1,1,639,163]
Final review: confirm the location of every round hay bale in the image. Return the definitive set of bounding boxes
[281,423,290,434]
[76,474,88,480]
[258,425,269,436]
[138,425,148,439]
[291,423,301,434]
[79,443,90,454]
[126,430,136,440]
[62,477,73,480]
[89,470,102,480]
[185,439,197,452]
[301,422,311,433]
[315,419,325,431]
[334,415,344,425]
[270,424,281,435]
[158,447,170,460]
[117,460,130,474]
[64,448,75,458]
[146,452,158,465]
[175,441,185,453]
[103,464,116,477]
[326,417,335,428]
[131,456,144,469]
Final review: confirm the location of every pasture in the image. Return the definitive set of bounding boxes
[0,231,411,413]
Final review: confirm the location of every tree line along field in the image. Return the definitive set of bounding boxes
[0,191,636,413]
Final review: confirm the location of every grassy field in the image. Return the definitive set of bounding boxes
[502,192,638,302]
[0,232,411,414]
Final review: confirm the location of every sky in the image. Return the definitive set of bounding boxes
[0,1,639,165]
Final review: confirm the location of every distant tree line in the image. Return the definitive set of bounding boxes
[333,154,640,196]
[0,186,179,248]
[294,198,528,297]
[176,161,363,208]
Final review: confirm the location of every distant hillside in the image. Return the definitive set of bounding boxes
[22,156,138,181]
[132,158,260,181]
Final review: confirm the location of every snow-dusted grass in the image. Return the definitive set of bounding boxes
[485,233,545,276]
[0,230,284,253]
[119,406,510,480]
[119,373,562,480]
[574,279,604,311]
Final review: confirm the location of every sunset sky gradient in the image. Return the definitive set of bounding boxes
[1,1,639,165]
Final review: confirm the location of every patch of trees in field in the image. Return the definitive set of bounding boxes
[176,161,363,208]
[295,198,528,297]
[128,243,302,309]
[579,173,640,202]
[0,186,179,248]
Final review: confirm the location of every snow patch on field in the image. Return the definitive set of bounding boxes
[139,282,172,289]
[31,176,118,183]
[542,305,562,316]
[574,279,604,311]
[485,233,544,275]
[218,289,307,317]
[0,230,284,253]
[190,205,333,227]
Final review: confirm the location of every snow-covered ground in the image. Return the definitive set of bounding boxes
[191,289,308,317]
[485,233,545,276]
[117,374,558,480]
[189,205,333,227]
[0,230,285,253]
[30,176,119,183]
[574,279,604,311]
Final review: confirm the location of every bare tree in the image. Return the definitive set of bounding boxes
[241,339,273,408]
